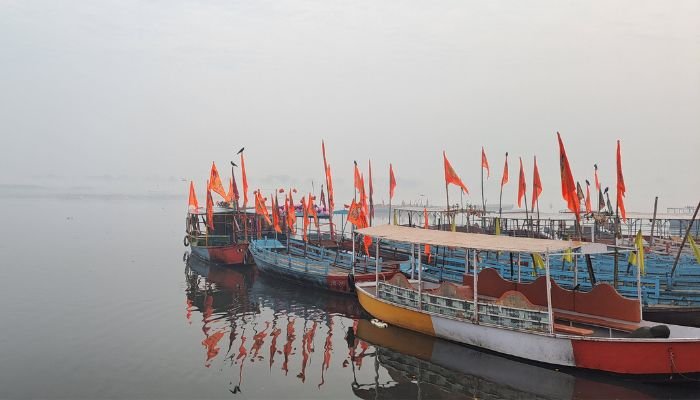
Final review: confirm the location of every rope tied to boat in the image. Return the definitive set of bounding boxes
[668,347,700,382]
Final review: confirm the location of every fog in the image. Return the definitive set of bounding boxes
[1,0,698,212]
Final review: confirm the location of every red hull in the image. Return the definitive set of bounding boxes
[572,339,700,375]
[192,243,249,266]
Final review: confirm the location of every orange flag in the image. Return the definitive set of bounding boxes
[272,195,282,233]
[255,191,272,225]
[557,132,580,222]
[359,173,368,216]
[206,185,214,231]
[481,147,490,178]
[326,164,334,211]
[286,193,296,234]
[517,157,526,208]
[354,162,363,193]
[443,151,469,193]
[501,152,509,187]
[188,181,199,212]
[300,196,309,242]
[389,163,396,200]
[347,199,362,227]
[616,140,626,220]
[594,164,601,192]
[308,193,319,228]
[241,153,249,208]
[531,156,542,212]
[423,208,431,263]
[585,181,592,214]
[209,162,227,199]
[226,178,234,203]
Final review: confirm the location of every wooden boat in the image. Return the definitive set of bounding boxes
[353,225,700,380]
[185,206,255,266]
[249,236,399,294]
[354,319,654,399]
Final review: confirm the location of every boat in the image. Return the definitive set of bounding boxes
[353,225,700,380]
[249,236,400,294]
[354,319,655,399]
[185,205,256,266]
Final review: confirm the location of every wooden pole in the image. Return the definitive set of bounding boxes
[670,201,700,278]
[650,196,659,246]
[445,182,450,231]
[481,163,486,223]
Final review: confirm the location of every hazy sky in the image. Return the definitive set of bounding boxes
[1,0,698,212]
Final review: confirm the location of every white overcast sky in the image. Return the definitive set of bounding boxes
[1,0,698,211]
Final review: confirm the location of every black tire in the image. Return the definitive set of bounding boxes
[183,235,190,247]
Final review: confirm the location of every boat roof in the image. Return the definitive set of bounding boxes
[355,224,581,253]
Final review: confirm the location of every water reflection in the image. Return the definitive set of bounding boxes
[183,255,693,399]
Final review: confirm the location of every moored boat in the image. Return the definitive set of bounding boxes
[186,206,254,266]
[354,225,700,380]
[250,236,400,294]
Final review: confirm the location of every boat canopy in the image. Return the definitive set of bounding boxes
[355,224,581,254]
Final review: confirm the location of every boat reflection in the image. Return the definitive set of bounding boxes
[353,319,655,400]
[183,255,671,399]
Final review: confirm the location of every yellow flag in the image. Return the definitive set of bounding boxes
[562,248,573,264]
[451,217,456,232]
[635,229,645,276]
[532,253,545,269]
[495,217,501,236]
[689,235,700,264]
[393,210,398,225]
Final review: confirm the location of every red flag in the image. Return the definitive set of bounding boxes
[209,162,227,199]
[443,151,469,193]
[188,181,199,212]
[241,153,249,208]
[481,147,490,178]
[206,185,214,231]
[517,157,526,208]
[557,132,580,222]
[368,160,374,219]
[501,153,509,187]
[531,156,542,212]
[389,163,396,200]
[585,181,592,214]
[616,140,626,220]
[594,164,601,192]
[423,208,431,263]
[272,195,282,233]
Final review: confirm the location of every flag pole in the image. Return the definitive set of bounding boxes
[481,161,486,224]
[614,197,620,289]
[499,152,507,223]
[445,182,450,231]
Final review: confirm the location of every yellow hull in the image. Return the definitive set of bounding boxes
[356,284,436,336]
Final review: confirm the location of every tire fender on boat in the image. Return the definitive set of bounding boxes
[347,273,355,292]
[183,235,189,247]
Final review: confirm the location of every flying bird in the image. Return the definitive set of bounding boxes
[236,147,245,154]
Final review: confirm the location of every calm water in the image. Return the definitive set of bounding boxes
[2,197,700,399]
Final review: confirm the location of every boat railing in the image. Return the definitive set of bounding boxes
[252,240,332,276]
[377,282,550,333]
[188,233,234,247]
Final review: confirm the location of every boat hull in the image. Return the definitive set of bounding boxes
[356,282,700,378]
[190,243,249,266]
[253,254,396,295]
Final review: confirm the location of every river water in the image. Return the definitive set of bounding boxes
[1,196,699,399]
